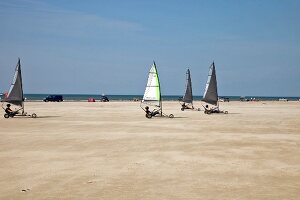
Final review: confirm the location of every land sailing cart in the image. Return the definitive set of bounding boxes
[140,62,174,119]
[202,62,228,114]
[2,58,37,118]
[179,69,200,111]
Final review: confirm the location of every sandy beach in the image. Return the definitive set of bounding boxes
[0,101,299,200]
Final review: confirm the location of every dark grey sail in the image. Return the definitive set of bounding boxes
[4,58,24,107]
[203,62,218,105]
[182,69,193,103]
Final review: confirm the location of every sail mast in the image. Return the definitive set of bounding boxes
[153,61,162,116]
[19,58,24,111]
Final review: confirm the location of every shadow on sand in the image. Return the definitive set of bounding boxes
[171,116,188,119]
[36,116,61,119]
[205,112,241,115]
[2,115,61,119]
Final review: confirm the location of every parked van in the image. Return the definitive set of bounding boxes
[43,95,63,102]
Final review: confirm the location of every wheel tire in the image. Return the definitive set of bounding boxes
[145,113,152,119]
[181,107,184,111]
[4,114,9,118]
[169,114,174,118]
[197,108,201,111]
[31,113,37,118]
[205,110,211,114]
[224,111,228,114]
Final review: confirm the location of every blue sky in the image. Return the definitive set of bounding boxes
[0,0,299,96]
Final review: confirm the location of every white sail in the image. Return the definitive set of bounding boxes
[142,62,161,107]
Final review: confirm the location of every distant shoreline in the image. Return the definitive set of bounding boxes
[1,94,300,102]
[22,99,300,103]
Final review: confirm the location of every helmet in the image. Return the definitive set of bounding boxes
[145,106,149,109]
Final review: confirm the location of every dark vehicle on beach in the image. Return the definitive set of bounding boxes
[100,95,109,102]
[43,95,63,102]
[224,97,230,102]
[219,97,230,102]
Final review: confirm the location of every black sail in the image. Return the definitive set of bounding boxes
[202,62,218,105]
[4,58,24,107]
[182,69,193,103]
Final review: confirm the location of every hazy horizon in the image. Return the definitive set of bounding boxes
[1,0,299,97]
[1,93,299,99]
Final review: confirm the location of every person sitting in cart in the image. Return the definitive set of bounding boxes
[5,104,16,115]
[205,104,219,113]
[145,106,159,116]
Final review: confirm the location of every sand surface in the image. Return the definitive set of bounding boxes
[0,101,299,200]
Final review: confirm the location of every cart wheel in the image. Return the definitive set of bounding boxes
[197,108,201,111]
[204,110,211,114]
[31,113,37,118]
[145,113,152,119]
[181,107,184,111]
[224,111,228,114]
[169,114,174,118]
[4,114,9,118]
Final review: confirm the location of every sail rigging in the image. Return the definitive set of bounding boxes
[203,62,218,106]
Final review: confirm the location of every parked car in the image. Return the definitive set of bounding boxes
[224,97,230,102]
[240,96,249,102]
[279,98,288,102]
[88,98,96,102]
[100,95,109,102]
[43,95,63,102]
[219,97,229,102]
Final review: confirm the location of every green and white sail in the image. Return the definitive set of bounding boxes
[4,58,24,107]
[203,62,218,106]
[142,62,161,107]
